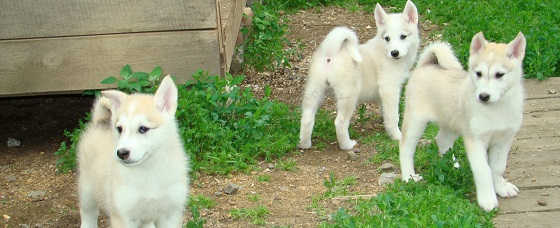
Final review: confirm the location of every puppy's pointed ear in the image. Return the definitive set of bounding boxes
[470,32,487,55]
[154,75,178,116]
[402,0,418,24]
[374,3,387,28]
[101,90,127,114]
[507,32,526,61]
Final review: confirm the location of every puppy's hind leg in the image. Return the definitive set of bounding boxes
[436,128,460,168]
[399,113,427,182]
[489,134,519,198]
[333,87,359,150]
[299,74,328,149]
[436,128,458,155]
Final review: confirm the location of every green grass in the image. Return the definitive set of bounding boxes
[230,205,270,225]
[322,181,495,228]
[248,0,559,78]
[373,0,560,80]
[320,122,494,227]
[189,195,217,210]
[257,174,271,182]
[277,158,298,171]
[248,194,261,202]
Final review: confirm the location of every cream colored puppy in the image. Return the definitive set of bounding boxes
[78,76,189,228]
[399,32,526,211]
[299,0,420,150]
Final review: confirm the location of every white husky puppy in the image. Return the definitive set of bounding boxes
[78,76,189,227]
[399,32,527,211]
[299,0,420,150]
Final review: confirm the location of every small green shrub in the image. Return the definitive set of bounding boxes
[54,114,90,173]
[177,70,300,174]
[243,3,291,71]
[101,64,163,94]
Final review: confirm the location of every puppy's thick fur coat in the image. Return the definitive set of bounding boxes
[78,76,189,227]
[299,1,420,150]
[399,32,527,211]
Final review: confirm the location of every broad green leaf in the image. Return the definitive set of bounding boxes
[132,72,149,81]
[117,80,129,91]
[100,76,117,84]
[120,65,132,80]
[149,66,163,81]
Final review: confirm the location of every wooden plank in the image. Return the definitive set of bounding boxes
[524,78,560,100]
[498,187,560,214]
[215,0,225,76]
[0,0,217,40]
[516,124,560,139]
[222,0,247,72]
[514,136,560,151]
[506,165,560,188]
[495,211,560,228]
[0,31,220,96]
[508,148,560,166]
[524,97,560,114]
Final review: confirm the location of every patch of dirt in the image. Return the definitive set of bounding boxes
[0,96,92,227]
[0,6,440,228]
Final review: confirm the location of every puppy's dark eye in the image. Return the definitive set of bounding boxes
[138,126,150,134]
[495,72,504,79]
[384,36,390,42]
[400,34,407,40]
[116,126,123,134]
[476,71,482,78]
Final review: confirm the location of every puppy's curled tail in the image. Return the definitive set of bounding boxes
[90,96,112,127]
[417,42,463,70]
[317,26,362,63]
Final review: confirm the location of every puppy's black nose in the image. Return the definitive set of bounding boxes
[479,93,490,102]
[117,148,130,160]
[391,50,399,58]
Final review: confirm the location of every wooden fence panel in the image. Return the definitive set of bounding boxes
[0,30,220,96]
[0,0,217,39]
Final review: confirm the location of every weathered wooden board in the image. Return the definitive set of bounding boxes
[524,97,560,114]
[514,136,560,151]
[495,211,560,228]
[516,124,560,139]
[499,187,560,214]
[0,0,217,40]
[508,148,560,166]
[0,30,220,96]
[524,78,560,100]
[506,165,560,188]
[222,0,247,72]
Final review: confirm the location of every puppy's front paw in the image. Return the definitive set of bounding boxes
[496,181,519,198]
[402,173,423,182]
[478,194,499,212]
[339,140,357,150]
